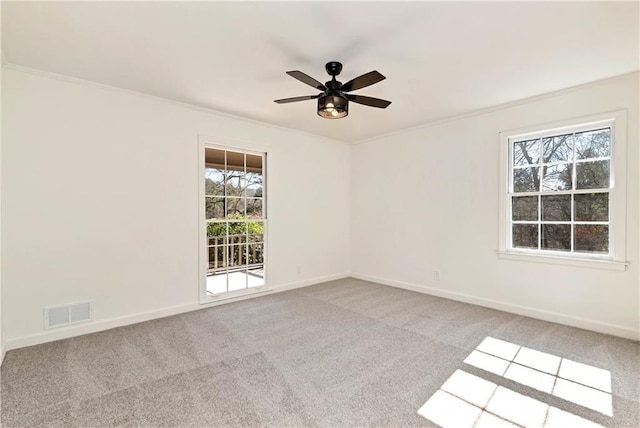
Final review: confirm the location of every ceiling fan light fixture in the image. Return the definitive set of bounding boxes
[318,94,348,119]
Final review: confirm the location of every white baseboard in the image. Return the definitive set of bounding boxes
[5,302,203,351]
[273,272,350,292]
[8,270,633,351]
[351,272,639,341]
[4,272,349,352]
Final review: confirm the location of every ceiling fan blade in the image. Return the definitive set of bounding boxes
[274,95,320,104]
[340,71,385,92]
[286,71,327,91]
[347,94,392,109]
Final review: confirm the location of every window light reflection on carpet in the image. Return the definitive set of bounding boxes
[418,335,614,427]
[418,369,604,428]
[464,337,612,416]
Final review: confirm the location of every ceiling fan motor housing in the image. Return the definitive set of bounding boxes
[325,61,343,76]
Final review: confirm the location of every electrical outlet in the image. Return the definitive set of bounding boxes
[433,271,440,281]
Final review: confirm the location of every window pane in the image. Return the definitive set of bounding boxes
[543,134,573,163]
[205,168,225,196]
[575,128,610,160]
[208,235,228,273]
[205,147,225,165]
[225,170,245,197]
[246,153,262,170]
[246,198,263,219]
[575,193,609,221]
[208,243,227,270]
[227,268,249,292]
[248,242,265,266]
[542,224,571,251]
[513,167,540,192]
[207,245,217,270]
[513,224,538,249]
[246,172,263,198]
[226,197,245,217]
[542,163,572,191]
[248,263,265,288]
[248,221,265,243]
[207,271,228,294]
[513,139,540,166]
[227,221,248,241]
[576,160,610,189]
[574,225,609,254]
[541,195,571,221]
[207,222,227,238]
[228,244,246,268]
[205,197,225,219]
[225,150,245,172]
[512,196,538,221]
[207,242,229,270]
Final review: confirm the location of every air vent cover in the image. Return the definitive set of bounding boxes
[45,301,93,329]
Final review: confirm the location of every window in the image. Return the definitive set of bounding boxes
[200,145,267,299]
[498,111,628,270]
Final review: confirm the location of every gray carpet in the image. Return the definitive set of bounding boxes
[1,278,638,427]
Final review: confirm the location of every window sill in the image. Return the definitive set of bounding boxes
[200,286,273,305]
[496,251,628,271]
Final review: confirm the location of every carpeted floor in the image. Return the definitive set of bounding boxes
[1,278,638,427]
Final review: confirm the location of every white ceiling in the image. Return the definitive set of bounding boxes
[2,1,639,142]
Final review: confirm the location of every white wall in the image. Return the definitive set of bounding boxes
[351,73,639,340]
[1,67,350,348]
[2,66,638,349]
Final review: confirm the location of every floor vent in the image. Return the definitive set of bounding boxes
[45,301,93,329]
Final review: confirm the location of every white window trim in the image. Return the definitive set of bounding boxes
[198,136,271,304]
[498,110,629,271]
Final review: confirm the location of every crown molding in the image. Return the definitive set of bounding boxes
[2,63,349,146]
[354,70,639,145]
[4,62,637,146]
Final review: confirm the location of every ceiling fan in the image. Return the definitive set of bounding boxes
[274,61,391,119]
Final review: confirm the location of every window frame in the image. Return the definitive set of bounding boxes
[498,110,628,271]
[198,137,270,304]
